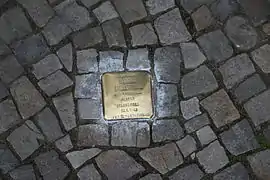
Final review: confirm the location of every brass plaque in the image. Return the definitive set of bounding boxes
[102,71,153,120]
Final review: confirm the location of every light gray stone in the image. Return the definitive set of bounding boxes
[93,1,118,23]
[169,164,204,180]
[146,0,175,15]
[152,119,184,142]
[192,5,214,31]
[55,135,73,152]
[180,0,215,12]
[57,43,73,72]
[197,141,229,173]
[251,44,270,73]
[0,82,8,100]
[111,122,150,147]
[248,150,270,180]
[201,89,240,128]
[176,135,197,157]
[77,49,98,73]
[180,97,201,120]
[140,143,183,174]
[75,74,101,99]
[77,164,101,180]
[140,174,162,180]
[213,163,250,180]
[154,47,181,83]
[9,165,36,180]
[80,0,100,7]
[211,0,239,21]
[99,51,124,72]
[185,114,210,133]
[77,124,109,146]
[0,144,19,174]
[130,23,158,46]
[78,99,101,120]
[263,23,270,35]
[127,48,150,71]
[181,65,218,98]
[154,8,191,45]
[196,126,217,145]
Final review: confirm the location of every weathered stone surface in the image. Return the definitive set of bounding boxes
[156,84,179,118]
[78,99,101,120]
[251,44,270,73]
[38,70,73,96]
[211,0,238,21]
[16,0,53,27]
[140,174,162,180]
[197,125,217,145]
[197,30,233,63]
[0,144,19,174]
[185,113,210,133]
[213,163,250,180]
[180,0,215,12]
[130,23,158,46]
[102,18,126,47]
[12,34,49,65]
[181,65,218,98]
[152,119,184,142]
[9,165,36,180]
[197,141,229,173]
[244,89,270,126]
[42,16,72,46]
[99,51,124,72]
[154,47,181,83]
[10,76,46,119]
[192,5,214,31]
[0,55,24,84]
[93,1,118,23]
[77,164,101,180]
[66,148,101,169]
[0,7,32,44]
[72,27,103,49]
[0,39,11,56]
[154,8,191,45]
[77,49,98,73]
[35,108,64,142]
[263,23,270,35]
[111,122,150,147]
[146,0,175,15]
[96,150,145,180]
[77,124,109,146]
[57,43,73,72]
[140,143,183,174]
[0,82,8,100]
[176,135,197,157]
[169,164,204,180]
[53,93,76,131]
[248,150,270,179]
[55,135,73,152]
[7,121,44,160]
[80,0,100,7]
[112,0,147,24]
[263,126,270,143]
[75,74,101,99]
[35,151,69,180]
[180,97,201,120]
[127,48,150,71]
[32,54,63,80]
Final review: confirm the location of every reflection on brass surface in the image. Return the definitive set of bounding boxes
[102,71,153,120]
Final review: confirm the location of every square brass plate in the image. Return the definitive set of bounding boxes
[102,71,153,120]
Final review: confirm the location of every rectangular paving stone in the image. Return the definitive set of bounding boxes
[146,0,175,15]
[213,163,250,180]
[0,39,11,56]
[180,97,201,120]
[169,164,204,180]
[251,44,270,73]
[176,135,197,157]
[75,74,101,99]
[196,125,217,145]
[0,144,19,174]
[55,134,73,152]
[9,165,36,180]
[0,81,9,100]
[192,5,214,31]
[10,76,46,119]
[76,49,98,73]
[127,48,150,71]
[57,43,73,72]
[93,1,119,23]
[77,164,102,180]
[99,51,124,72]
[184,113,210,133]
[78,98,101,120]
[130,23,158,46]
[210,0,238,21]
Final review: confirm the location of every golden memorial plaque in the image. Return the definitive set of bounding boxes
[102,71,153,120]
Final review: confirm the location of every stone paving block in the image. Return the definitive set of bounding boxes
[154,8,191,45]
[75,73,101,99]
[99,51,124,72]
[12,34,50,65]
[156,84,179,118]
[96,150,145,180]
[32,54,63,80]
[66,148,101,169]
[35,108,64,142]
[77,124,109,146]
[0,39,11,56]
[146,0,175,15]
[127,48,150,71]
[112,0,147,24]
[80,0,100,7]
[42,16,72,46]
[93,1,118,23]
[180,0,215,12]
[140,174,162,180]
[76,49,98,73]
[201,89,240,128]
[38,70,73,96]
[181,65,218,98]
[251,44,270,73]
[111,122,150,147]
[211,0,239,21]
[263,126,270,143]
[7,121,44,160]
[197,30,233,63]
[213,163,250,180]
[72,26,103,49]
[234,74,266,102]
[77,164,101,180]
[53,93,76,131]
[55,135,73,152]
[16,0,54,27]
[197,141,229,173]
[0,144,19,174]
[78,98,101,120]
[0,81,8,100]
[192,5,214,31]
[55,0,93,31]
[140,143,183,174]
[169,164,204,180]
[57,43,73,72]
[244,89,270,126]
[10,76,46,119]
[248,150,270,179]
[102,18,126,47]
[130,23,158,46]
[35,151,69,180]
[180,97,201,120]
[8,165,36,180]
[152,119,184,143]
[180,42,206,69]
[219,54,255,89]
[196,125,217,145]
[0,55,24,84]
[263,23,270,35]
[0,7,32,44]
[154,47,181,83]
[176,135,197,157]
[225,16,257,50]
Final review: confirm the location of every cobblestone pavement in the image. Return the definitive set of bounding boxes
[0,0,270,179]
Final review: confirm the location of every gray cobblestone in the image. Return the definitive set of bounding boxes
[9,165,36,180]
[93,1,118,23]
[55,135,73,152]
[180,0,215,12]
[80,0,100,8]
[180,97,201,120]
[0,39,10,56]
[77,164,101,180]
[192,5,214,31]
[127,48,150,71]
[169,164,204,180]
[146,0,175,15]
[76,49,98,73]
[248,150,270,179]
[213,163,250,180]
[99,51,124,72]
[251,44,270,73]
[0,144,19,174]
[176,135,197,157]
[263,23,270,35]
[57,43,73,72]
[130,23,158,46]
[211,0,238,21]
[196,125,217,145]
[0,82,8,100]
[140,174,162,180]
[78,98,101,120]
